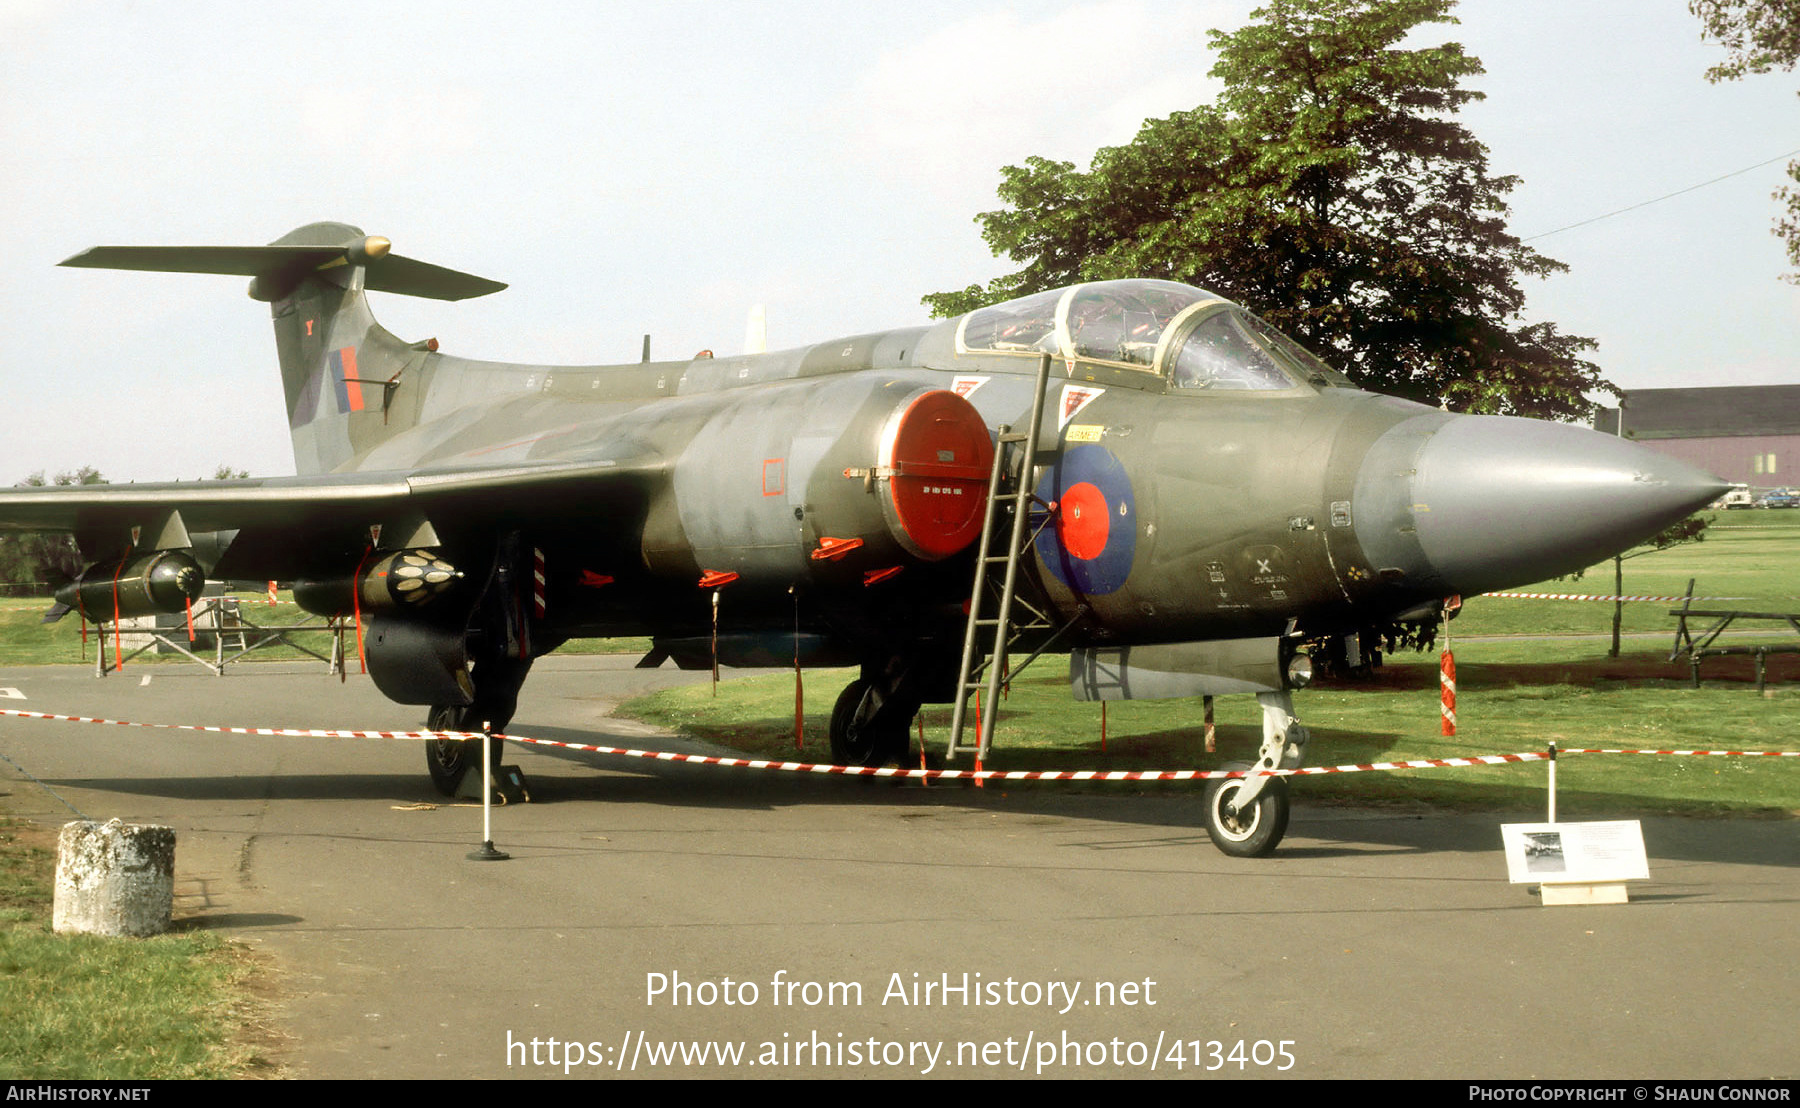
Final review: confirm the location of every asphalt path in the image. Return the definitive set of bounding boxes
[0,655,1793,1080]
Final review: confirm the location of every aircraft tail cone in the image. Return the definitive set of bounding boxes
[1354,414,1731,598]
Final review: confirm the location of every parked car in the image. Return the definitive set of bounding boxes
[1715,485,1755,509]
[1757,488,1799,509]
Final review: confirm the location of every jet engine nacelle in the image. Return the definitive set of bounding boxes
[643,381,993,588]
[56,551,204,623]
[291,550,463,618]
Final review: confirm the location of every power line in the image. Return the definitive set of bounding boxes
[1524,145,1800,241]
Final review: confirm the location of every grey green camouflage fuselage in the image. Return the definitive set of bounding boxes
[11,222,1726,716]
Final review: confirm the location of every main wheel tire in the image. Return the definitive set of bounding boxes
[828,679,909,768]
[424,704,501,797]
[1201,770,1290,857]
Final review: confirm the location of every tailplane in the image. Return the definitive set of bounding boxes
[60,222,505,474]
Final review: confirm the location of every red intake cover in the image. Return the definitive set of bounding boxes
[878,389,995,560]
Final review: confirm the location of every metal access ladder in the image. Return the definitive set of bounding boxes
[946,354,1080,761]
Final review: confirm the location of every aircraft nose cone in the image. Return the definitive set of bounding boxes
[1354,414,1730,597]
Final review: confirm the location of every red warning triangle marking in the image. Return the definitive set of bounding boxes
[1058,385,1103,428]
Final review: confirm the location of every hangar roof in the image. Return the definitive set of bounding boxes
[1594,385,1800,440]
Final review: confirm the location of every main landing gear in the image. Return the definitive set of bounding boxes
[829,658,933,768]
[426,655,533,796]
[1200,690,1308,857]
[425,706,504,796]
[829,678,924,768]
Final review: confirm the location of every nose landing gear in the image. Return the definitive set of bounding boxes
[1200,690,1307,857]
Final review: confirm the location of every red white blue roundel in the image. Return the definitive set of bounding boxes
[1033,444,1136,595]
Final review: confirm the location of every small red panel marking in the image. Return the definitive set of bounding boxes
[762,458,785,497]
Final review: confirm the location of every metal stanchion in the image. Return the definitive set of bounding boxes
[467,732,509,861]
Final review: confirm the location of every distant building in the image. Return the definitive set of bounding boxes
[1593,385,1800,489]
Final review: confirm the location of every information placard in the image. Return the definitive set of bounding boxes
[1499,821,1649,886]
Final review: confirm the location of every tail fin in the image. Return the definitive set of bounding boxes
[60,221,505,475]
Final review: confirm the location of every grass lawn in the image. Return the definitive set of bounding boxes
[0,820,274,1079]
[617,510,1800,818]
[1451,509,1800,637]
[618,644,1799,818]
[0,594,646,668]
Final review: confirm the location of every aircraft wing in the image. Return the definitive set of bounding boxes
[0,459,660,580]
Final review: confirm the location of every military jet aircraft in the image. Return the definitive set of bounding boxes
[0,222,1726,856]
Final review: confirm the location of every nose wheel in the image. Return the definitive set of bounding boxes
[1199,690,1306,856]
[1201,770,1290,857]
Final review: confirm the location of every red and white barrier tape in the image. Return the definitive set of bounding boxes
[1560,747,1800,757]
[0,707,468,741]
[1480,591,1749,603]
[2,707,1793,781]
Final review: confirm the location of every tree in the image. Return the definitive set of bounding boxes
[32,466,107,488]
[1693,0,1800,79]
[1691,0,1800,281]
[925,0,1607,421]
[0,468,108,591]
[1607,514,1710,657]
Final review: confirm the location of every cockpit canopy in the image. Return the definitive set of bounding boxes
[955,279,1352,393]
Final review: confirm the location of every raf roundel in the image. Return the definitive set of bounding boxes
[1034,443,1137,595]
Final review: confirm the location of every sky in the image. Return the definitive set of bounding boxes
[3,0,1797,482]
